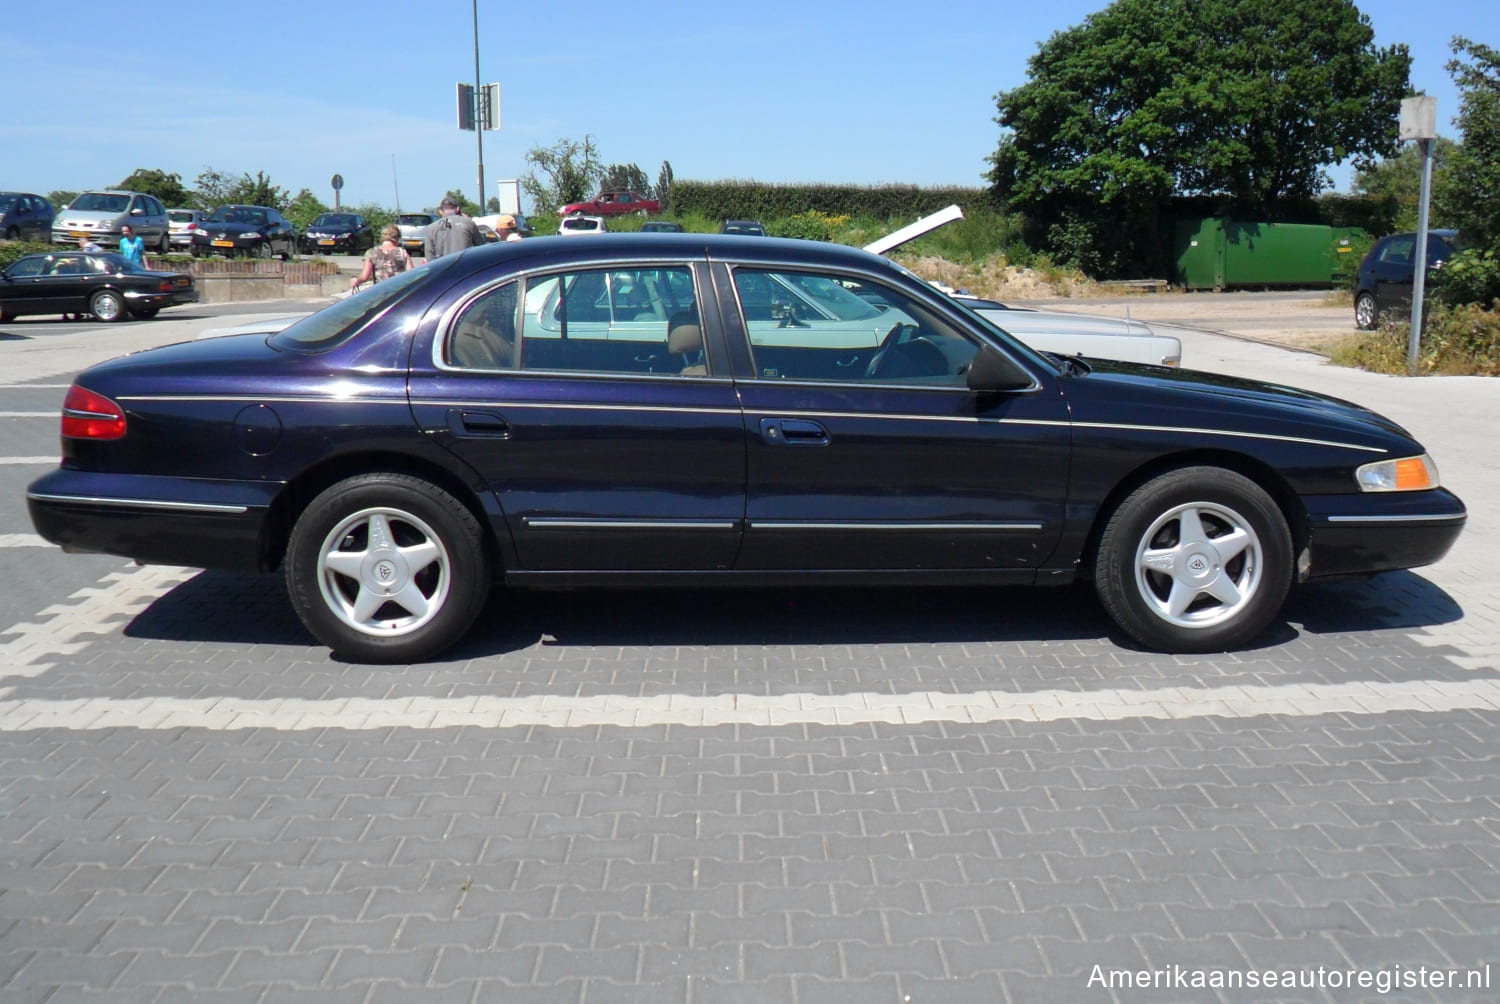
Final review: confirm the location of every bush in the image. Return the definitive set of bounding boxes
[1330,301,1500,375]
[0,239,56,269]
[769,211,850,243]
[1434,247,1500,307]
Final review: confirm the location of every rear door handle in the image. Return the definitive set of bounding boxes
[449,409,510,438]
[759,417,829,446]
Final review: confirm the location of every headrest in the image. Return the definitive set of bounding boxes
[667,311,702,354]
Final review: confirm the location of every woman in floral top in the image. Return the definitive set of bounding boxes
[351,225,413,289]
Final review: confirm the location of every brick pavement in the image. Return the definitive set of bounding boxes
[1,312,1497,1002]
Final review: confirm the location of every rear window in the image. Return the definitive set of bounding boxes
[168,211,197,223]
[268,257,453,351]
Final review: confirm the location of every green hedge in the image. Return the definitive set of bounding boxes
[669,181,993,222]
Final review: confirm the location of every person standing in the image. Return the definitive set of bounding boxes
[78,234,102,252]
[423,197,482,260]
[495,214,523,242]
[118,224,145,266]
[351,225,414,290]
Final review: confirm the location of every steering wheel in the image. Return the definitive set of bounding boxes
[865,322,916,379]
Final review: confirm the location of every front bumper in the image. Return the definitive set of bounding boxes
[1301,488,1467,580]
[27,469,282,572]
[302,235,359,253]
[193,236,268,255]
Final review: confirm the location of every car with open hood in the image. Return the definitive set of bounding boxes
[27,235,1465,663]
[190,205,296,259]
[300,212,374,255]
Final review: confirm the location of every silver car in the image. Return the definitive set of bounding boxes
[52,190,171,252]
[167,208,207,250]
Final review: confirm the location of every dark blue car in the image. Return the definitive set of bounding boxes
[27,236,1466,662]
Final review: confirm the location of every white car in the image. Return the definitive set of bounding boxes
[557,215,607,236]
[962,297,1181,368]
[395,213,438,256]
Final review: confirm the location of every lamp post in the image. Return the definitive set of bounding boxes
[472,0,484,214]
[1401,96,1438,375]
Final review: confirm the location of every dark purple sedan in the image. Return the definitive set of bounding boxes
[27,236,1465,662]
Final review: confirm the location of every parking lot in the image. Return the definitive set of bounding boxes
[2,299,1497,1001]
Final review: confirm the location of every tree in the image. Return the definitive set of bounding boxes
[989,0,1411,274]
[601,163,653,198]
[1353,138,1457,231]
[1434,36,1500,248]
[193,168,290,212]
[116,168,192,208]
[283,188,330,232]
[657,161,674,214]
[47,190,79,210]
[521,136,602,214]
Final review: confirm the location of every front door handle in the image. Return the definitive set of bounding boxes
[759,417,829,446]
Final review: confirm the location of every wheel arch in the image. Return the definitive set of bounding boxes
[260,449,505,575]
[1076,449,1308,583]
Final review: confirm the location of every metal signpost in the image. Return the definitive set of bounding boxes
[455,1,501,213]
[1400,96,1438,375]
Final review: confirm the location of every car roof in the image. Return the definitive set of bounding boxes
[450,233,898,275]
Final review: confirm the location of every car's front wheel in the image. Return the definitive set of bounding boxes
[285,474,491,663]
[1094,467,1292,653]
[1354,291,1378,330]
[89,289,127,323]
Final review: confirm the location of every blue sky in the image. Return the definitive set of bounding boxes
[1,0,1489,213]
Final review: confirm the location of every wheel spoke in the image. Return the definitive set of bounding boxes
[1140,547,1178,575]
[399,539,441,575]
[350,585,386,623]
[366,513,394,549]
[1176,508,1208,547]
[1209,526,1253,564]
[1164,578,1201,618]
[1204,574,1244,608]
[387,582,432,620]
[322,550,365,579]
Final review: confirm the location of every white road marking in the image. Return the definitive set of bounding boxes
[0,535,52,549]
[1,564,1496,733]
[0,457,57,465]
[0,413,58,419]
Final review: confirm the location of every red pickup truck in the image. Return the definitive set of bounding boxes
[558,190,660,217]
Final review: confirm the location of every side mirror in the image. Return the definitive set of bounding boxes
[966,344,1034,393]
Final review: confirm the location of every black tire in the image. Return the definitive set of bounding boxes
[1094,467,1292,653]
[157,232,170,254]
[4,226,17,241]
[90,289,127,323]
[1354,291,1378,331]
[285,473,490,663]
[0,308,11,323]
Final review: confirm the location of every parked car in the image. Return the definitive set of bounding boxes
[557,215,608,236]
[26,235,1464,663]
[0,250,197,322]
[0,192,55,242]
[1353,229,1466,330]
[191,205,296,259]
[396,213,438,255]
[300,212,374,255]
[559,190,659,217]
[639,220,685,233]
[962,298,1181,367]
[166,208,207,250]
[719,220,766,236]
[52,191,171,253]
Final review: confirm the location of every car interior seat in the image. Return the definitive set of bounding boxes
[667,310,706,376]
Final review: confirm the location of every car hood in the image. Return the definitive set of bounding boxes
[1069,359,1416,446]
[977,306,1153,338]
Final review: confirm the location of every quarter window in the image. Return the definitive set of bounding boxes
[730,268,979,386]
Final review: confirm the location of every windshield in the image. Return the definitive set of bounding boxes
[71,193,131,213]
[207,207,268,225]
[314,214,358,227]
[268,258,451,351]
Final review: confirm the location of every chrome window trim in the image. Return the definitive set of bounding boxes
[27,491,249,514]
[748,521,1045,532]
[116,394,411,405]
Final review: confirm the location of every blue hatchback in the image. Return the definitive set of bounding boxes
[27,236,1466,662]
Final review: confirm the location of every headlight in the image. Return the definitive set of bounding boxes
[337,233,351,240]
[1356,453,1440,492]
[242,232,262,240]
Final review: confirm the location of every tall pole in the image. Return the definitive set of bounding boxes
[1406,138,1434,375]
[473,0,484,214]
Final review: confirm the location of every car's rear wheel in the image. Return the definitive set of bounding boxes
[285,474,491,663]
[156,232,170,254]
[89,290,126,323]
[1354,292,1378,330]
[1094,467,1292,653]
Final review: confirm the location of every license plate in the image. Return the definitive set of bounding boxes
[212,240,234,247]
[318,239,335,246]
[176,278,190,287]
[69,231,88,238]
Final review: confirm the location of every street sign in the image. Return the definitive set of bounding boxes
[331,174,344,191]
[456,83,475,131]
[457,83,500,131]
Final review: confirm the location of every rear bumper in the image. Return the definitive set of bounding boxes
[124,288,198,310]
[1302,488,1466,580]
[27,469,282,572]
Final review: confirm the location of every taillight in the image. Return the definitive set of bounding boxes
[61,385,126,440]
[158,280,173,291]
